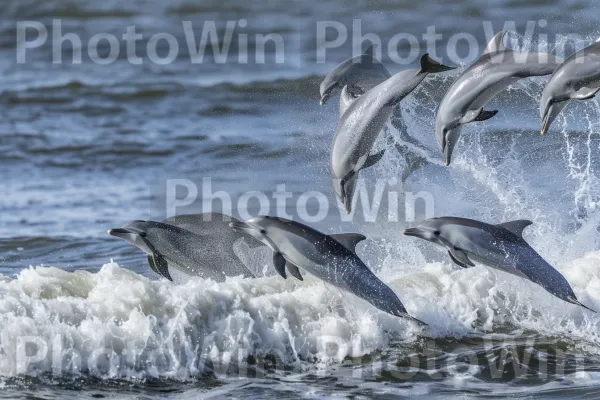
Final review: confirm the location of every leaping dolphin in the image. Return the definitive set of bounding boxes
[320,45,391,106]
[436,30,563,165]
[230,216,426,325]
[331,54,455,213]
[403,216,595,312]
[540,40,600,135]
[108,213,263,281]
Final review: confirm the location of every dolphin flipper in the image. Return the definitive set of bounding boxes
[329,233,367,253]
[362,149,385,169]
[346,84,365,98]
[151,252,173,281]
[448,247,475,267]
[273,252,287,279]
[147,255,161,276]
[571,87,600,100]
[286,262,304,281]
[474,110,498,121]
[448,250,471,268]
[460,108,498,124]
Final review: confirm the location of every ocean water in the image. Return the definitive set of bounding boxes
[2,0,600,398]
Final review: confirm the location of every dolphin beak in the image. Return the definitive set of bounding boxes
[441,127,461,167]
[343,195,351,214]
[540,110,550,136]
[441,138,450,166]
[443,150,450,167]
[320,92,330,105]
[540,101,568,136]
[402,228,419,237]
[229,221,249,232]
[442,137,453,166]
[107,228,131,237]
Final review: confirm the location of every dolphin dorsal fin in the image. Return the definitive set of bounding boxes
[483,31,508,55]
[497,220,533,237]
[364,44,376,56]
[330,233,366,253]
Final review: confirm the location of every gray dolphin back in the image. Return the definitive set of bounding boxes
[110,214,271,281]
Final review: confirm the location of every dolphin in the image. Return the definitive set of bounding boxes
[108,213,262,281]
[320,45,391,106]
[230,216,426,325]
[331,54,455,213]
[403,216,595,312]
[436,30,563,165]
[540,41,600,135]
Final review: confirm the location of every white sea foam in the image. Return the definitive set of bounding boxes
[1,248,600,380]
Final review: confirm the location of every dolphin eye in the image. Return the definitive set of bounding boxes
[433,231,440,236]
[260,229,267,234]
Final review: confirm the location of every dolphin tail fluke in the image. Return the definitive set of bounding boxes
[569,297,597,313]
[386,301,429,326]
[395,143,429,182]
[363,149,386,169]
[406,315,428,327]
[419,54,456,74]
